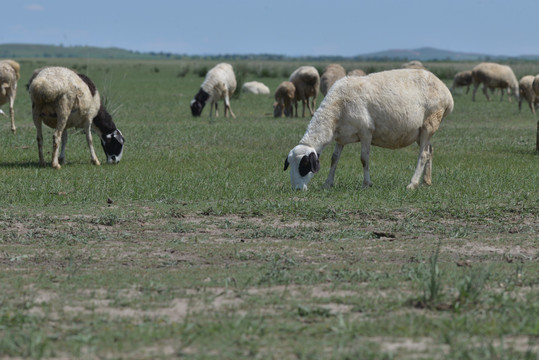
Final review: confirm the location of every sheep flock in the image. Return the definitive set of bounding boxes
[1,57,537,180]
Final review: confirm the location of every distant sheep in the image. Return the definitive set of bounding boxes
[320,64,346,96]
[289,66,320,117]
[402,60,425,70]
[451,70,472,94]
[472,62,519,102]
[0,59,20,132]
[242,81,270,95]
[190,63,237,118]
[28,67,125,169]
[518,75,538,114]
[273,81,295,118]
[347,69,366,77]
[284,69,453,191]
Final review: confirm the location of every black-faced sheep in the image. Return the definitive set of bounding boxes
[451,70,472,94]
[518,75,539,114]
[28,67,125,169]
[190,63,236,118]
[320,64,346,97]
[0,59,20,133]
[273,81,295,118]
[289,66,320,118]
[472,62,519,102]
[242,81,270,95]
[284,69,453,191]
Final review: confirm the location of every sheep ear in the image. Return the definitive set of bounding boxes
[299,152,320,176]
[284,158,290,171]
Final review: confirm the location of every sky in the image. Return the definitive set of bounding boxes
[3,0,539,58]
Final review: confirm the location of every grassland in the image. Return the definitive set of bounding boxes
[0,58,537,359]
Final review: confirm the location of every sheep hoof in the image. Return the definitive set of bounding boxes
[406,182,419,190]
[11,128,16,133]
[92,159,101,166]
[53,164,61,170]
[362,181,373,189]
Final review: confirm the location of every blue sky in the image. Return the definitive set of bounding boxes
[3,1,538,57]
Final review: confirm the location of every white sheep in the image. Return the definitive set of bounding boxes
[518,75,538,114]
[0,59,20,132]
[273,81,295,118]
[347,69,366,77]
[289,66,320,117]
[28,67,125,169]
[190,63,236,118]
[451,70,472,94]
[320,64,346,96]
[402,60,426,70]
[242,81,270,95]
[284,69,454,191]
[472,62,519,102]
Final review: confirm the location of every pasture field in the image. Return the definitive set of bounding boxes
[0,58,537,359]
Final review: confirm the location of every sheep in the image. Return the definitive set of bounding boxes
[471,62,519,102]
[0,59,20,133]
[320,64,346,97]
[273,81,295,118]
[190,63,236,118]
[518,75,539,114]
[451,70,472,94]
[402,60,426,70]
[289,66,320,117]
[347,69,366,77]
[28,66,125,169]
[242,81,270,95]
[284,69,454,191]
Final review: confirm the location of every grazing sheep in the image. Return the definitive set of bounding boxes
[347,69,366,77]
[320,64,346,96]
[273,81,295,118]
[0,59,20,132]
[284,69,453,191]
[451,70,472,94]
[402,60,426,69]
[289,66,320,117]
[28,67,125,169]
[472,62,519,102]
[518,75,539,114]
[190,63,236,118]
[242,81,270,95]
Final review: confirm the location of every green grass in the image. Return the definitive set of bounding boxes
[0,58,537,359]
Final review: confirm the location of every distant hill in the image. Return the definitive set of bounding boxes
[1,43,538,61]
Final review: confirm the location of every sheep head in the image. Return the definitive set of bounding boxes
[93,106,125,164]
[284,144,320,191]
[190,88,209,116]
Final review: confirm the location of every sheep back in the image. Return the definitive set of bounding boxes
[201,63,237,101]
[347,69,366,77]
[28,67,100,129]
[301,69,453,150]
[320,64,346,96]
[472,62,518,94]
[242,81,270,95]
[289,66,320,98]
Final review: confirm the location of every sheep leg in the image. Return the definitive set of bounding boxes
[224,95,236,119]
[51,128,64,170]
[423,143,433,186]
[472,82,480,101]
[59,131,68,165]
[309,96,316,117]
[360,137,373,188]
[323,143,343,189]
[84,123,101,166]
[214,103,219,118]
[408,133,433,190]
[8,92,16,133]
[482,85,491,101]
[33,108,45,167]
